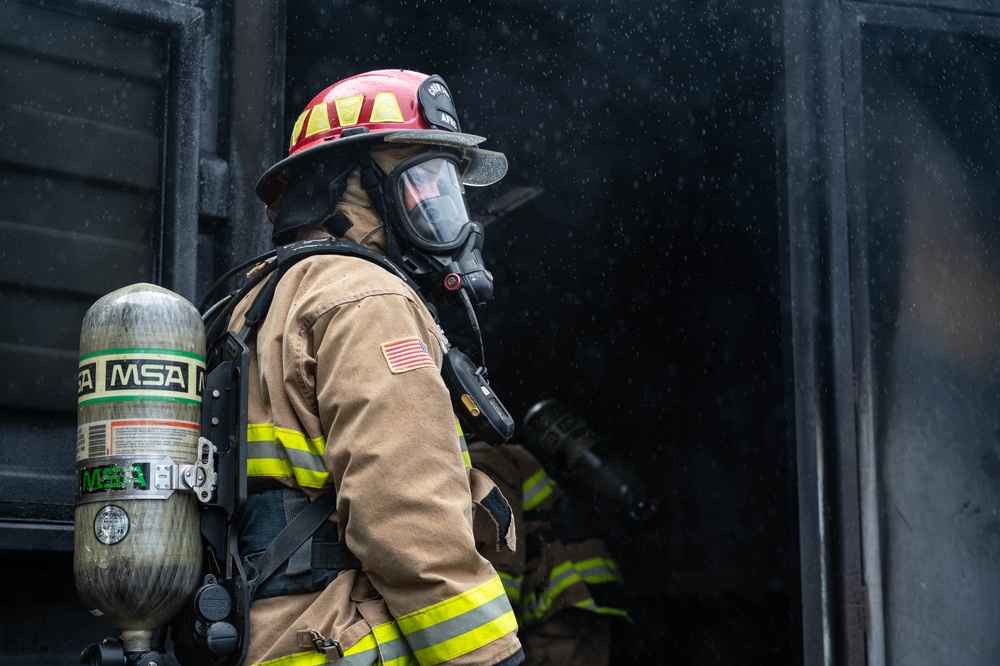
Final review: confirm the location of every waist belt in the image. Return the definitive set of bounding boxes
[240,488,361,601]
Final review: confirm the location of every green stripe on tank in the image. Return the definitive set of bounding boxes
[77,395,202,407]
[80,347,205,362]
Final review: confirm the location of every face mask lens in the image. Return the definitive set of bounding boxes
[395,157,470,246]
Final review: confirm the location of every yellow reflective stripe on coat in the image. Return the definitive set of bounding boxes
[247,423,330,488]
[336,620,418,665]
[395,575,518,665]
[497,570,523,603]
[573,598,632,620]
[254,650,329,666]
[252,646,383,666]
[370,620,419,665]
[254,621,418,666]
[456,419,471,469]
[545,560,581,600]
[521,468,556,510]
[574,556,623,585]
[519,556,626,624]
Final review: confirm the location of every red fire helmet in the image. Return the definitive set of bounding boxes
[255,69,507,206]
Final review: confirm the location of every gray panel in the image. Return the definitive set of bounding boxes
[0,216,154,409]
[0,221,153,296]
[0,292,92,351]
[0,1,165,80]
[0,171,157,241]
[0,413,76,522]
[0,105,161,190]
[0,343,79,411]
[0,522,73,551]
[0,50,162,130]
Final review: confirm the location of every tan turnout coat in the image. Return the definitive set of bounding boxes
[229,156,520,666]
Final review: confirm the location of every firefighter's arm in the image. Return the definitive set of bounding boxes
[307,286,521,666]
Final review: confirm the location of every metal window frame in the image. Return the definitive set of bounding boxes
[850,0,1000,15]
[779,0,864,663]
[841,5,1000,665]
[783,1,1000,664]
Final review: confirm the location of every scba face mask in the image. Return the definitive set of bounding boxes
[395,155,469,248]
[386,152,494,309]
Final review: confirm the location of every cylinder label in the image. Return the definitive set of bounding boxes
[94,505,130,545]
[78,348,205,407]
[77,419,200,462]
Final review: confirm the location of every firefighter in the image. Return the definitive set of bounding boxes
[229,69,523,665]
[468,441,630,666]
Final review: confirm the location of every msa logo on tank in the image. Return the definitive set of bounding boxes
[77,348,206,406]
[79,462,151,496]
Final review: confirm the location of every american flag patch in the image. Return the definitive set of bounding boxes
[381,337,435,374]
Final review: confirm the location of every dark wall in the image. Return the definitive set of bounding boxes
[286,1,798,662]
[0,0,279,661]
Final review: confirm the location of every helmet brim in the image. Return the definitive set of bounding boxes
[384,131,508,187]
[255,130,507,205]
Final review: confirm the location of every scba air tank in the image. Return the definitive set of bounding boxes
[74,283,209,654]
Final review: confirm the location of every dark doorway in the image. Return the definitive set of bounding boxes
[285,1,799,662]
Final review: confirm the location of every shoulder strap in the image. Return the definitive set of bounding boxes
[236,237,434,342]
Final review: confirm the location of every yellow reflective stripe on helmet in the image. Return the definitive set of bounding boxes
[304,102,331,138]
[396,575,518,665]
[289,108,309,149]
[521,468,556,510]
[370,92,404,123]
[456,419,471,469]
[247,423,330,488]
[335,94,365,126]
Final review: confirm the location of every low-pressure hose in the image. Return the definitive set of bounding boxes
[457,288,486,370]
[202,258,278,345]
[198,249,277,313]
